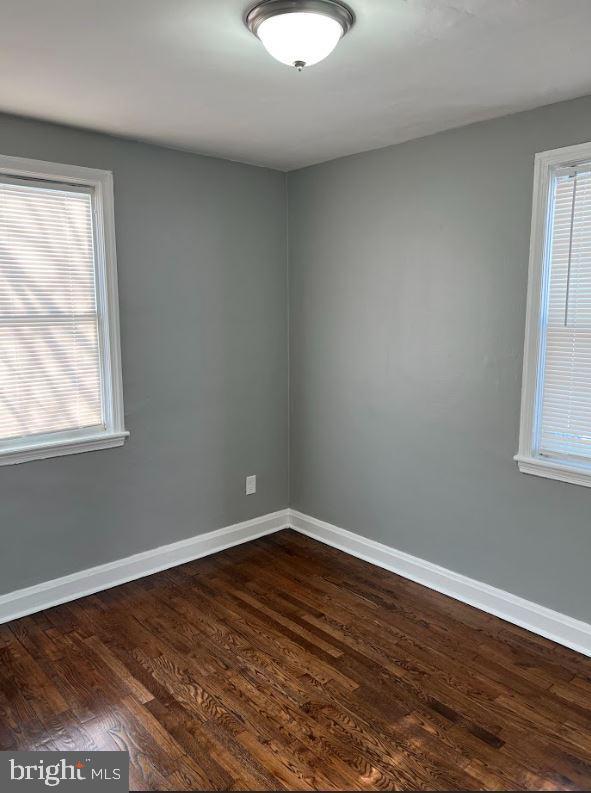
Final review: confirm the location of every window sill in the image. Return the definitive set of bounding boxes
[0,431,129,467]
[515,454,591,488]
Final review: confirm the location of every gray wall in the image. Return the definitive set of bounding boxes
[3,94,591,621]
[0,113,288,595]
[288,95,591,622]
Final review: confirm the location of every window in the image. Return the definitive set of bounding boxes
[0,154,127,465]
[517,141,591,487]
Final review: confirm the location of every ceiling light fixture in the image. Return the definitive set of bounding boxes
[246,0,354,71]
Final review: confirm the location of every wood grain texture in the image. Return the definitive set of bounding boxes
[1,529,590,791]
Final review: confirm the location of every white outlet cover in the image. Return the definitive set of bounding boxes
[246,475,256,495]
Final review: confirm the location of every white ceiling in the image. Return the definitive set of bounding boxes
[1,0,591,171]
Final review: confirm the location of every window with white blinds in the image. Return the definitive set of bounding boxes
[539,168,591,460]
[0,156,126,465]
[517,142,591,487]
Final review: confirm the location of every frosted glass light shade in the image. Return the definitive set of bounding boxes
[246,1,354,71]
[257,12,343,68]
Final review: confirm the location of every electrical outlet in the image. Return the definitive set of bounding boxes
[245,475,256,495]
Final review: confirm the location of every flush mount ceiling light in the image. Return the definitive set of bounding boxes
[246,0,354,71]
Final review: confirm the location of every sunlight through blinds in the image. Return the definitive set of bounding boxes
[539,166,591,460]
[0,179,104,442]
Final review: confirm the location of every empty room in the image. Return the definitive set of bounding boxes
[1,1,591,790]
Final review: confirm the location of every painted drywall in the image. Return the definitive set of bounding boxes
[0,113,288,595]
[288,94,591,623]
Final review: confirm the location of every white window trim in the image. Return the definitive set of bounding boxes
[516,140,591,488]
[0,154,128,465]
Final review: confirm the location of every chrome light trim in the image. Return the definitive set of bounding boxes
[246,0,355,38]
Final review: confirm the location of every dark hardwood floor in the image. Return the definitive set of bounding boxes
[1,530,591,791]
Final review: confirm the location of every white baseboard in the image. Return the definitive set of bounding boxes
[3,506,590,659]
[289,509,591,658]
[0,509,290,625]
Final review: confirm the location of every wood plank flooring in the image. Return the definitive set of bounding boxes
[1,529,591,790]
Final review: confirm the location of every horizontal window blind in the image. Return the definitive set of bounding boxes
[0,179,104,442]
[539,166,591,460]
